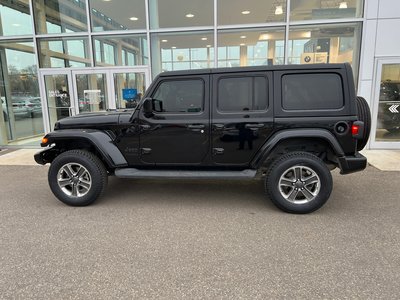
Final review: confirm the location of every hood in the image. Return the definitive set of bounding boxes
[55,111,131,130]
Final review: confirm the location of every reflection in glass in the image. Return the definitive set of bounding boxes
[218,28,285,67]
[290,0,363,21]
[114,73,146,109]
[44,74,71,130]
[0,0,33,36]
[288,23,361,71]
[33,0,88,34]
[38,37,91,68]
[218,0,286,25]
[376,64,400,141]
[89,0,146,31]
[93,35,148,67]
[75,74,108,113]
[149,0,213,29]
[151,31,214,76]
[0,40,43,146]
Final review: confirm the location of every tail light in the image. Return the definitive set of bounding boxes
[352,121,364,139]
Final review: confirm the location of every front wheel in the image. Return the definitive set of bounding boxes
[48,150,108,206]
[265,152,332,214]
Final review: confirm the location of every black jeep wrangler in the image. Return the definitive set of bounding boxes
[35,63,371,214]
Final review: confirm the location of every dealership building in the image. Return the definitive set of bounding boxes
[0,0,399,149]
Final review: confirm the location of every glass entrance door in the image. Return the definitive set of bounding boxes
[40,67,150,132]
[370,59,400,149]
[42,71,74,131]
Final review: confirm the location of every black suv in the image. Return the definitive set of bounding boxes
[35,63,371,214]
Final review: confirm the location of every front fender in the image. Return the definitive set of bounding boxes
[36,129,127,168]
[250,129,345,169]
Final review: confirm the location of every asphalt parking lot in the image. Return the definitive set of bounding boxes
[0,165,399,299]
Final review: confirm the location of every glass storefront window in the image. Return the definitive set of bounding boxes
[218,0,286,26]
[151,31,214,76]
[0,40,44,146]
[38,37,91,68]
[376,64,400,142]
[288,23,361,72]
[149,0,213,29]
[33,0,88,34]
[0,0,33,36]
[218,28,285,67]
[89,0,146,32]
[75,73,108,113]
[93,35,148,67]
[290,0,363,21]
[114,72,146,109]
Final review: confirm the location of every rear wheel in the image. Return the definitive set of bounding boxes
[48,150,108,206]
[265,152,332,214]
[356,96,371,151]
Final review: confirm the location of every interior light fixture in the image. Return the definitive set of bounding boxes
[339,2,348,9]
[241,10,250,15]
[240,43,246,46]
[103,0,112,2]
[206,45,212,48]
[172,46,177,49]
[275,5,283,15]
[161,39,168,42]
[201,37,207,41]
[186,13,194,18]
[129,17,138,21]
[240,35,246,39]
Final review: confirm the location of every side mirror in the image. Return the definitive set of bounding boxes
[142,98,153,115]
[152,99,163,112]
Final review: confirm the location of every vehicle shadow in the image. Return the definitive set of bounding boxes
[98,177,277,211]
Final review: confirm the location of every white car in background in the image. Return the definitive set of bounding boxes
[1,97,30,121]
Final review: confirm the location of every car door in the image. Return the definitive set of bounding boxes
[211,71,274,166]
[139,75,210,165]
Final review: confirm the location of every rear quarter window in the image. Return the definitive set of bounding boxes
[282,73,344,110]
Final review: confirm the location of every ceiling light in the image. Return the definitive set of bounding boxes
[240,43,245,46]
[241,10,250,15]
[129,17,138,21]
[206,45,212,48]
[161,39,168,42]
[240,35,246,39]
[186,13,194,18]
[172,46,177,49]
[339,2,348,9]
[275,5,283,15]
[201,37,207,41]
[103,0,111,2]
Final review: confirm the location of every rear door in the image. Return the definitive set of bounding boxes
[139,75,210,165]
[211,71,274,166]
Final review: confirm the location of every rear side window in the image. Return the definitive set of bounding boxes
[282,73,344,110]
[218,76,268,112]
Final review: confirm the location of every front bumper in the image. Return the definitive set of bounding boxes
[338,153,367,175]
[34,147,58,165]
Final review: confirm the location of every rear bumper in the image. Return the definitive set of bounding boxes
[338,153,367,175]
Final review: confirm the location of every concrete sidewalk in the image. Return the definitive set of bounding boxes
[0,148,399,171]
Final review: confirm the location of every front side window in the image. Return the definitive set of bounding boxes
[282,73,344,110]
[152,79,204,113]
[218,76,268,112]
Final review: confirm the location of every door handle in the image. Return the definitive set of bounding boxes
[245,123,264,129]
[187,124,205,129]
[213,124,224,130]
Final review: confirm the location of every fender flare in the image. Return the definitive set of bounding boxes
[250,129,344,169]
[37,129,128,168]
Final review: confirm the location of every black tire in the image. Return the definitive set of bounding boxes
[48,150,108,206]
[265,152,333,214]
[356,96,371,151]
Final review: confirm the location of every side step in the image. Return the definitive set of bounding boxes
[114,168,257,180]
